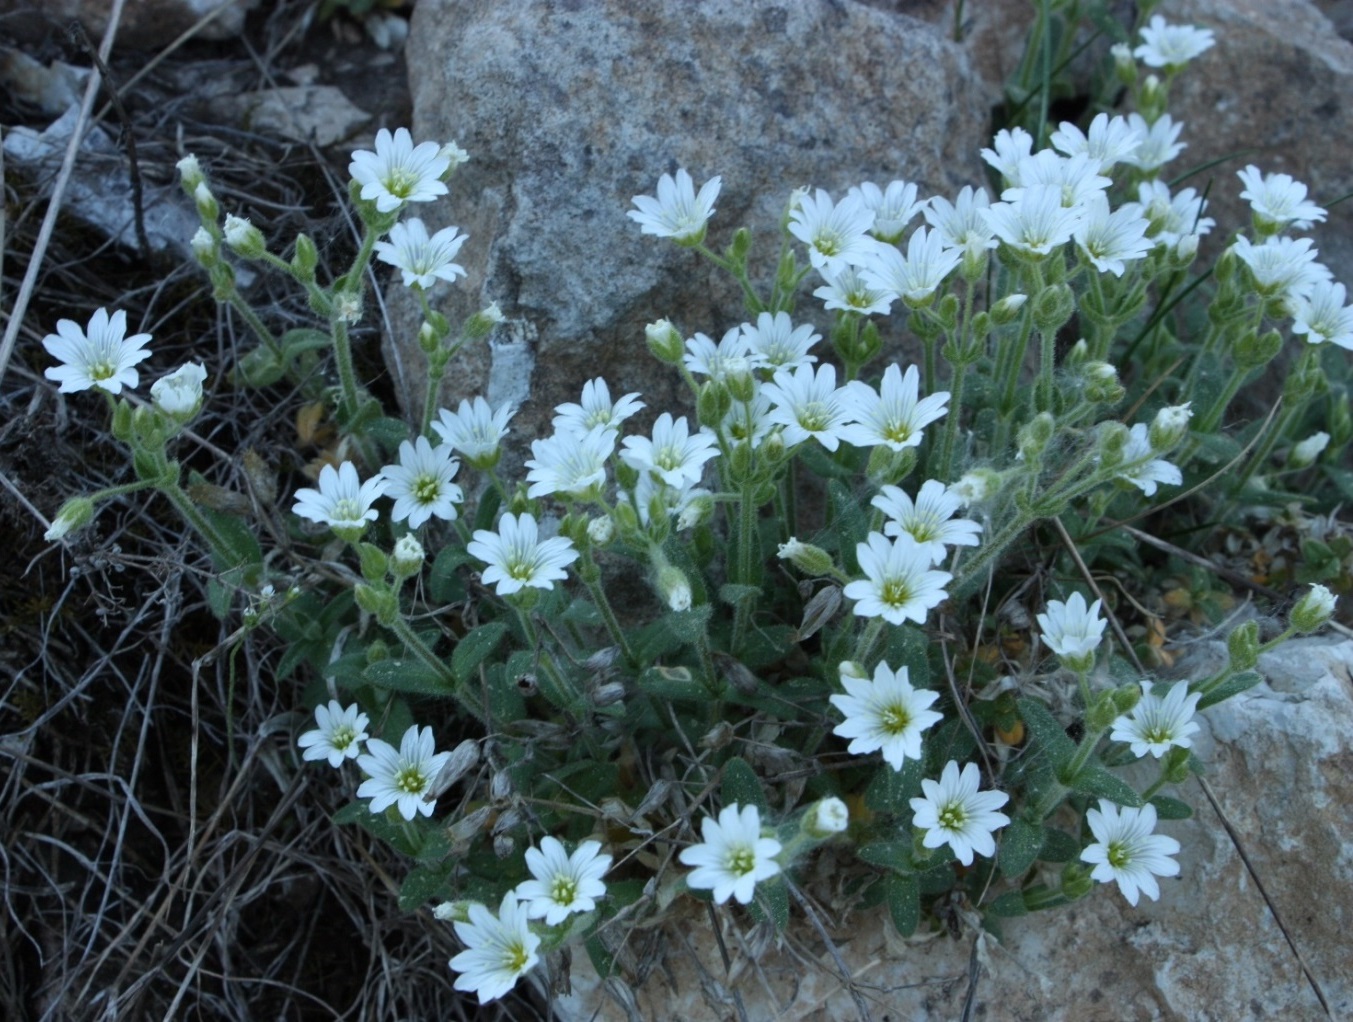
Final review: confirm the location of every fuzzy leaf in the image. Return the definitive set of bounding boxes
[885,873,920,937]
[451,621,509,684]
[398,863,453,912]
[1149,795,1194,820]
[720,757,767,814]
[999,817,1045,878]
[1196,670,1263,710]
[364,658,454,696]
[1067,763,1144,807]
[1016,697,1076,767]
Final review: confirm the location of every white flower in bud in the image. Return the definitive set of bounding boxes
[177,153,204,189]
[1289,431,1329,467]
[1290,584,1336,633]
[335,292,363,323]
[952,469,999,506]
[587,514,615,546]
[1148,403,1192,452]
[439,140,470,172]
[805,796,850,837]
[391,534,426,576]
[190,226,217,262]
[150,362,208,421]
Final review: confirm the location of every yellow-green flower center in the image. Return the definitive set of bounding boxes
[881,580,913,607]
[798,402,830,432]
[384,166,419,199]
[938,803,967,830]
[394,766,427,795]
[882,422,914,444]
[727,845,756,876]
[89,360,117,381]
[331,725,357,751]
[413,476,441,503]
[1107,841,1131,869]
[504,940,531,974]
[550,876,579,906]
[880,704,913,735]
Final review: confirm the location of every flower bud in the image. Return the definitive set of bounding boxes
[150,362,208,423]
[803,796,850,838]
[697,379,732,428]
[190,226,218,268]
[761,429,788,466]
[1283,354,1327,404]
[587,513,615,546]
[418,320,439,354]
[1226,620,1260,671]
[725,364,756,404]
[438,140,470,178]
[777,537,837,577]
[291,233,318,283]
[990,292,1028,325]
[656,565,692,612]
[1112,682,1143,715]
[1163,745,1192,785]
[612,499,640,539]
[223,215,266,259]
[1148,403,1192,452]
[44,496,95,542]
[952,468,1000,506]
[838,660,868,682]
[1110,42,1137,85]
[335,291,363,324]
[1290,584,1336,633]
[1140,74,1165,116]
[193,181,219,223]
[645,318,684,364]
[676,494,713,531]
[1031,283,1076,333]
[1234,328,1283,370]
[464,302,504,341]
[176,153,204,192]
[1289,431,1330,468]
[1061,861,1095,901]
[1017,412,1056,462]
[592,681,627,708]
[1170,233,1200,270]
[1096,421,1130,469]
[390,534,425,577]
[1083,361,1124,404]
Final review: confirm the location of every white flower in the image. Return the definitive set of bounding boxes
[1036,592,1107,665]
[380,437,463,527]
[982,185,1083,257]
[860,226,962,305]
[909,761,1010,866]
[1049,113,1143,173]
[391,533,425,575]
[980,127,1035,185]
[1005,151,1112,209]
[924,185,998,265]
[788,188,877,276]
[449,892,542,1004]
[1290,279,1353,350]
[349,127,451,213]
[838,363,950,452]
[1074,193,1153,277]
[551,377,644,436]
[42,307,153,395]
[830,660,943,770]
[679,803,783,905]
[292,461,386,533]
[844,531,952,625]
[373,217,468,288]
[1134,16,1215,69]
[468,512,578,597]
[1290,583,1337,633]
[683,327,754,379]
[1110,681,1202,759]
[952,468,1000,506]
[1080,801,1181,906]
[741,311,821,372]
[432,397,515,469]
[849,179,926,244]
[1232,236,1331,301]
[438,140,470,170]
[150,362,208,419]
[628,168,721,245]
[515,836,612,925]
[1236,166,1327,233]
[812,265,895,316]
[871,479,982,563]
[525,425,616,500]
[222,214,264,257]
[1123,113,1186,172]
[1116,423,1182,497]
[297,700,370,768]
[1126,180,1214,249]
[356,724,453,820]
[761,363,853,452]
[620,412,720,488]
[719,390,775,449]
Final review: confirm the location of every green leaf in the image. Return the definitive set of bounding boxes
[864,758,923,816]
[752,876,790,932]
[331,801,368,826]
[367,416,411,455]
[720,757,767,813]
[827,479,870,569]
[586,935,617,979]
[718,583,762,606]
[398,863,453,912]
[364,658,455,696]
[999,817,1045,878]
[474,486,502,531]
[635,665,708,702]
[1067,763,1143,807]
[1196,670,1263,710]
[885,873,920,937]
[987,891,1030,918]
[451,622,509,684]
[279,327,332,357]
[1038,827,1080,863]
[1016,697,1076,767]
[427,547,474,607]
[857,840,915,874]
[207,578,233,619]
[882,625,931,687]
[1149,795,1193,820]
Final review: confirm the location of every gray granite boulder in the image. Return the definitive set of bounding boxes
[391,0,992,448]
